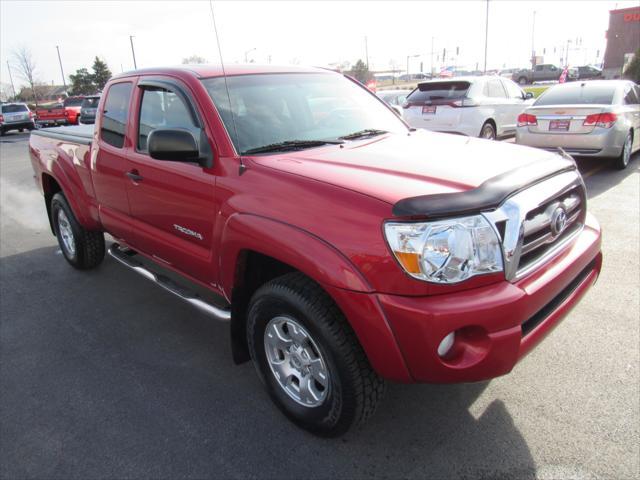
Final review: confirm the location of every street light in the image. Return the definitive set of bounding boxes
[244,48,256,63]
[130,35,138,69]
[406,54,420,77]
[55,46,66,89]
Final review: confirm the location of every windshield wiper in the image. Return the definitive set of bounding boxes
[339,129,388,140]
[243,139,343,155]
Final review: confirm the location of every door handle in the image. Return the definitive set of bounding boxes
[126,170,143,182]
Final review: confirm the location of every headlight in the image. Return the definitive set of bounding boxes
[384,215,503,284]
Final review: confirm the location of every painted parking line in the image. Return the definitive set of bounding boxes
[582,163,608,179]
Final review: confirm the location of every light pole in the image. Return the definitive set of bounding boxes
[365,36,369,69]
[531,10,536,68]
[406,54,419,77]
[244,48,256,63]
[430,37,435,76]
[55,45,67,89]
[6,61,17,99]
[483,0,490,73]
[130,35,138,69]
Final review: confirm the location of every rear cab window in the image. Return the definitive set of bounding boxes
[535,84,616,106]
[64,97,84,107]
[82,97,100,108]
[407,81,470,105]
[100,83,133,148]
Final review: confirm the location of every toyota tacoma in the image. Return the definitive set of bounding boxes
[29,65,602,436]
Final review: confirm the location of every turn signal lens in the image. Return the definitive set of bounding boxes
[384,215,504,284]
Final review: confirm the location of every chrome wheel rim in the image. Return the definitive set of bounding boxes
[482,125,495,140]
[57,209,76,256]
[264,316,329,408]
[623,135,632,167]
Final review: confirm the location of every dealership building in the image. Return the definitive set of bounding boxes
[603,6,640,78]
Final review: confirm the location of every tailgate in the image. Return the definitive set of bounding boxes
[525,105,608,134]
[36,107,66,120]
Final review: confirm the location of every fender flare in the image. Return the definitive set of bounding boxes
[43,146,100,231]
[219,213,372,294]
[219,213,413,382]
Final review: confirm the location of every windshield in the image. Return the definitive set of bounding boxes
[534,83,616,106]
[201,72,407,155]
[1,104,28,113]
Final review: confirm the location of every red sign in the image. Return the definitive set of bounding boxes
[623,13,640,22]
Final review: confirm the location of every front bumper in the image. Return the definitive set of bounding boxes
[336,212,601,384]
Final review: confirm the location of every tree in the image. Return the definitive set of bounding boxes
[91,56,112,91]
[349,59,372,84]
[623,48,640,83]
[69,68,95,95]
[182,55,207,64]
[12,46,39,105]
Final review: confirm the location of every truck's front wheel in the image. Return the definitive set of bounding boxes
[51,193,105,269]
[247,272,385,437]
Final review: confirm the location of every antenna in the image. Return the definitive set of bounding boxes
[209,0,245,174]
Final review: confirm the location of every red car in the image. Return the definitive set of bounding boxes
[63,96,84,125]
[35,102,67,126]
[29,65,602,436]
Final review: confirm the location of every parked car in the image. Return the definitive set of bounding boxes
[498,68,519,78]
[29,65,601,436]
[572,65,603,81]
[0,102,36,135]
[35,102,67,127]
[402,76,534,139]
[516,80,640,169]
[376,89,410,114]
[79,95,100,124]
[63,96,84,125]
[513,64,562,85]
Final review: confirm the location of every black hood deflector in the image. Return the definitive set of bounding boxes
[392,154,577,218]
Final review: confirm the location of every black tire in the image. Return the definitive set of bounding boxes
[0,129,5,137]
[480,121,497,140]
[518,76,528,85]
[19,128,24,133]
[247,272,385,437]
[614,132,633,170]
[51,192,105,269]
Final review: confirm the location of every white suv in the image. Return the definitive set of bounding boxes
[402,76,534,140]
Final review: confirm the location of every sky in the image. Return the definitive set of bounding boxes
[1,0,638,90]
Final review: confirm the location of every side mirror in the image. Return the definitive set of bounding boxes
[525,92,534,99]
[148,128,200,162]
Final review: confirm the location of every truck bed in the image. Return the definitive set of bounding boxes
[31,124,94,145]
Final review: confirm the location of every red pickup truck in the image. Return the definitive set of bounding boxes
[29,65,602,436]
[35,102,67,127]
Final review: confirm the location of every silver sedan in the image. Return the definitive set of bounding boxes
[516,80,640,169]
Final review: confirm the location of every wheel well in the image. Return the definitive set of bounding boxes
[481,119,496,136]
[42,173,62,234]
[230,250,297,364]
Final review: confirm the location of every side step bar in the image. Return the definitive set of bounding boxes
[108,244,231,322]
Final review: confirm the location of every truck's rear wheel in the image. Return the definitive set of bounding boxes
[247,272,385,437]
[51,193,105,270]
[518,76,528,85]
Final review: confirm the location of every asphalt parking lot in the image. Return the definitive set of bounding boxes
[1,130,638,479]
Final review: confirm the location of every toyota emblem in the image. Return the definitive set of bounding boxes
[550,207,568,237]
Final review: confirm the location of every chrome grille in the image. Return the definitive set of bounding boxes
[483,170,586,282]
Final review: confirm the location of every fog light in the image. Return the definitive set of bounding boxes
[437,332,455,357]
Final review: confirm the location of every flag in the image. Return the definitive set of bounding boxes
[559,67,568,84]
